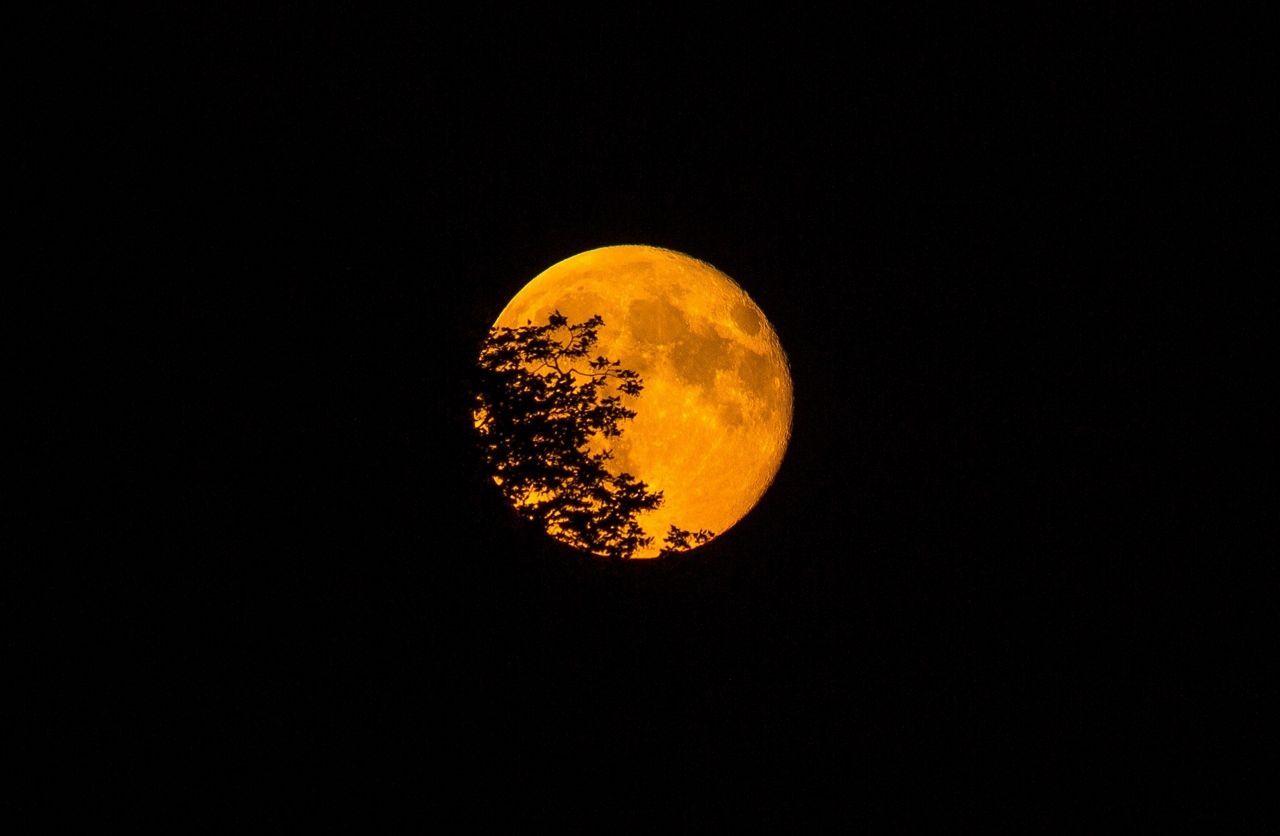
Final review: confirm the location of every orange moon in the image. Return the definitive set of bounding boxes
[492,245,793,558]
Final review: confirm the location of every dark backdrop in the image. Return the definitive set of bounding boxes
[72,5,1259,828]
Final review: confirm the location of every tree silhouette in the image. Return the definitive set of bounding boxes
[473,311,713,559]
[660,525,715,556]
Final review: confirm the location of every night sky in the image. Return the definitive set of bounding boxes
[86,6,1259,827]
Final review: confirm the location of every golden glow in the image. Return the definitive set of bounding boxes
[492,245,793,558]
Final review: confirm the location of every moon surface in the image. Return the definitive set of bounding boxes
[492,245,793,558]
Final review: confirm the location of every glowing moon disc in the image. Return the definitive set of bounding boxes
[491,245,793,558]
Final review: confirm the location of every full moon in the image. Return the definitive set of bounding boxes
[490,245,793,558]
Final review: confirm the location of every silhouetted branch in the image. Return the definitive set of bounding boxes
[475,311,715,559]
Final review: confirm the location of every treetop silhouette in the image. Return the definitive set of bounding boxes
[473,311,713,559]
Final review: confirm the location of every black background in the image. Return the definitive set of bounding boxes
[64,5,1264,828]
